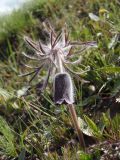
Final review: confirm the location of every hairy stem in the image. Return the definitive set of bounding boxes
[57,54,64,73]
[57,52,85,150]
[68,104,86,151]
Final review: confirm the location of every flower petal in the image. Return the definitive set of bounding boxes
[53,72,74,104]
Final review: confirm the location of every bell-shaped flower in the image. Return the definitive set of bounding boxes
[53,72,74,104]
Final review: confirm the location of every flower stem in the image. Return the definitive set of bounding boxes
[57,52,85,150]
[68,104,86,151]
[57,54,64,73]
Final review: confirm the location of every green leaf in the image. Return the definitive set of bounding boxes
[78,117,93,137]
[102,113,110,127]
[84,115,102,138]
[97,66,120,73]
[0,116,17,157]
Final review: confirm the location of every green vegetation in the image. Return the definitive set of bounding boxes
[0,0,120,159]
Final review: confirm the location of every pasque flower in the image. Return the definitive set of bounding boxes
[53,72,74,104]
[21,22,97,95]
[21,21,97,150]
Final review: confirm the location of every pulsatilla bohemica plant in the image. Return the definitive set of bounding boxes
[21,22,97,150]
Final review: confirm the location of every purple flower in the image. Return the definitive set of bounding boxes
[53,72,74,104]
[21,21,97,94]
